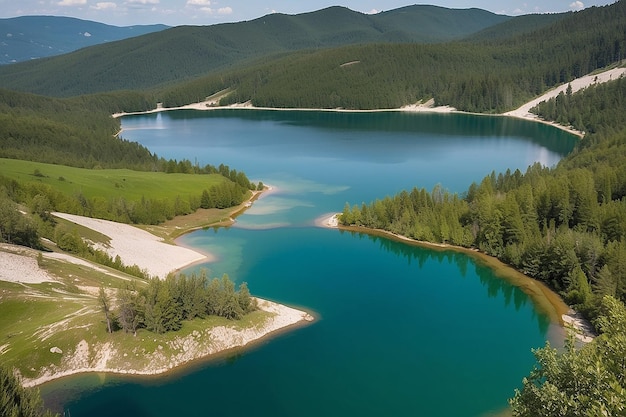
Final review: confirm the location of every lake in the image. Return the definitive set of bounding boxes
[42,109,577,417]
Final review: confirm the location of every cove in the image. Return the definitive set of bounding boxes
[42,110,577,417]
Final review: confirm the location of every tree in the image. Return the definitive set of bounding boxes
[200,189,211,209]
[238,282,256,314]
[117,286,141,336]
[98,287,113,334]
[142,277,182,334]
[216,275,244,320]
[509,296,626,416]
[0,367,58,417]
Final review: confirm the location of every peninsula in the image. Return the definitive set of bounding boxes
[0,192,314,387]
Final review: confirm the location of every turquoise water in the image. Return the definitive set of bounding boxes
[42,110,576,417]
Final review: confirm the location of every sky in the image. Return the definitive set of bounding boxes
[0,0,618,27]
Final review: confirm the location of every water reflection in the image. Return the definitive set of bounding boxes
[344,229,550,335]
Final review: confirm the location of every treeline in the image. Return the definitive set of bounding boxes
[532,75,626,139]
[104,272,257,335]
[0,88,159,170]
[0,161,258,227]
[1,2,624,173]
[0,191,151,278]
[340,76,626,319]
[0,176,241,227]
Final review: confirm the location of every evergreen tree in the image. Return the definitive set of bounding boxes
[0,367,58,417]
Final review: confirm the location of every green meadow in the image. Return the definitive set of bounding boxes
[0,158,226,202]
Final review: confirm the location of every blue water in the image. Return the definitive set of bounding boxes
[42,110,576,417]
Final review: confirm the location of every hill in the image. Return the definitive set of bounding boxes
[0,6,510,97]
[191,1,625,113]
[0,15,168,65]
[464,11,567,42]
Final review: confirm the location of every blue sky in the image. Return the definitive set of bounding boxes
[0,0,618,26]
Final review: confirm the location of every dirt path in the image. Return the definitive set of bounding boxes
[504,67,626,135]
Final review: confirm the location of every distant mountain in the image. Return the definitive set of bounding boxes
[0,6,510,97]
[0,16,168,64]
[163,0,624,113]
[464,12,568,42]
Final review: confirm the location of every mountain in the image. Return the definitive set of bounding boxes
[162,0,625,113]
[464,12,568,42]
[0,6,510,97]
[0,16,168,65]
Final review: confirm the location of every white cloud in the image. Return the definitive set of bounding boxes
[57,0,87,6]
[217,7,232,15]
[569,1,585,10]
[187,0,211,5]
[127,0,159,4]
[92,2,118,10]
[366,9,380,14]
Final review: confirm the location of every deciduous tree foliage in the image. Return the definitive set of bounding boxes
[509,296,626,416]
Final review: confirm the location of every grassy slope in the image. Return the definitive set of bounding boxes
[0,162,267,379]
[0,158,226,201]
[0,247,273,380]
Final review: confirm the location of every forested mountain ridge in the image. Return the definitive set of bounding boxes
[208,1,626,113]
[463,12,567,42]
[1,2,624,172]
[131,1,625,112]
[0,16,168,65]
[0,5,511,97]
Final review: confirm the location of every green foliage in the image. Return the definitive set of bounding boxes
[0,159,254,226]
[0,192,40,249]
[509,296,626,416]
[0,89,157,169]
[117,285,142,335]
[0,367,57,417]
[2,1,621,113]
[211,1,624,113]
[130,272,257,334]
[340,76,626,319]
[0,6,509,97]
[98,287,114,334]
[533,76,626,140]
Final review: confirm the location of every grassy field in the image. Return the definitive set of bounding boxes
[0,158,226,201]
[0,249,129,377]
[0,158,276,382]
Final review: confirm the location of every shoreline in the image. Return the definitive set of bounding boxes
[3,187,319,388]
[319,214,594,343]
[113,67,626,139]
[22,298,315,388]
